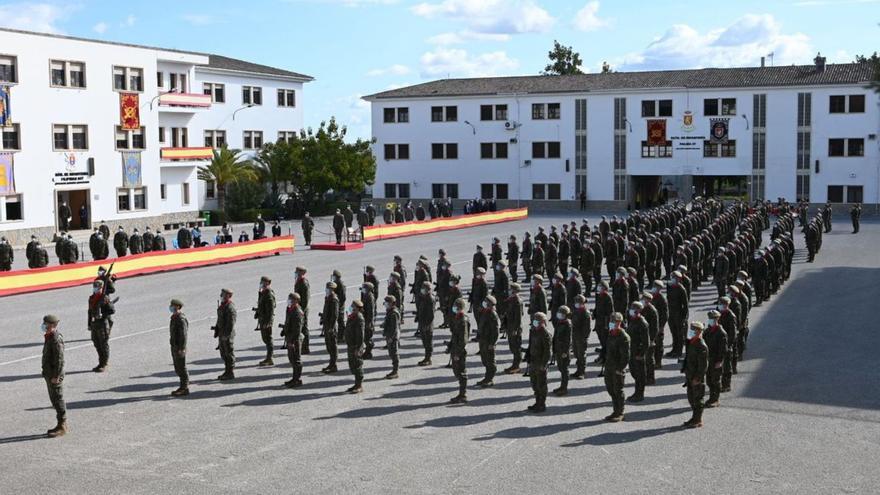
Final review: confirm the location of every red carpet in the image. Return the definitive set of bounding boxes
[309,242,364,251]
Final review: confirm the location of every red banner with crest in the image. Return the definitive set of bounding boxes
[120,92,140,130]
[647,119,666,146]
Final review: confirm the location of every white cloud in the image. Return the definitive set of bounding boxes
[366,64,412,77]
[420,47,519,78]
[426,30,510,45]
[617,14,812,71]
[181,14,216,26]
[92,21,108,34]
[572,1,610,32]
[412,0,554,35]
[0,2,74,33]
[121,14,136,27]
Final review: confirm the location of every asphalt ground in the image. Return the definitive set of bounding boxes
[0,213,878,494]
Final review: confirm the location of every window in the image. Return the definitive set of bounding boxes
[52,124,88,151]
[532,142,561,159]
[532,184,561,200]
[204,130,226,148]
[242,86,262,105]
[182,183,190,205]
[117,188,131,211]
[532,184,545,200]
[432,183,459,199]
[480,183,509,200]
[203,83,225,103]
[169,127,188,148]
[641,99,673,117]
[703,141,719,158]
[830,94,866,113]
[658,99,672,117]
[446,183,458,198]
[277,131,297,143]
[480,143,508,159]
[1,194,23,222]
[206,180,216,200]
[797,92,812,127]
[828,138,845,157]
[849,95,865,113]
[614,175,626,201]
[797,131,811,169]
[0,54,17,83]
[721,140,737,157]
[797,175,810,202]
[0,124,20,150]
[384,144,409,160]
[158,127,166,144]
[548,103,561,119]
[115,126,146,150]
[383,107,408,123]
[277,89,296,107]
[641,100,655,117]
[847,138,865,157]
[847,186,863,203]
[160,184,167,200]
[703,140,735,158]
[431,143,458,159]
[641,140,673,158]
[133,187,146,210]
[829,95,846,113]
[157,71,164,89]
[721,98,736,115]
[50,60,86,88]
[548,184,560,200]
[532,104,545,120]
[111,66,142,92]
[431,105,457,122]
[118,188,147,211]
[827,185,844,203]
[480,104,507,121]
[703,98,719,116]
[384,183,410,198]
[530,103,561,120]
[243,130,263,150]
[169,73,187,92]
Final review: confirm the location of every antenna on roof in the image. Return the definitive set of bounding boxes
[766,51,775,67]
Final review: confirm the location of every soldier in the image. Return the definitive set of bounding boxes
[41,314,67,437]
[506,235,519,282]
[611,267,630,316]
[321,281,340,373]
[357,206,370,231]
[30,242,49,268]
[168,298,189,396]
[294,266,311,354]
[503,282,524,374]
[553,305,572,396]
[383,206,393,225]
[703,310,727,408]
[177,225,192,249]
[271,221,281,238]
[472,244,488,276]
[529,274,548,317]
[113,226,129,257]
[415,203,426,221]
[142,227,154,253]
[544,238,558,283]
[469,267,488,333]
[713,246,729,299]
[490,237,503,266]
[436,257,451,328]
[565,268,583,311]
[683,321,709,428]
[0,236,13,271]
[640,291,659,385]
[344,300,366,393]
[364,265,380,301]
[449,298,470,403]
[626,301,650,402]
[152,229,167,251]
[593,281,613,369]
[667,271,689,358]
[579,240,595,296]
[382,295,402,379]
[129,228,144,255]
[530,240,545,278]
[332,270,346,342]
[528,312,552,413]
[333,208,345,244]
[521,232,533,279]
[301,212,315,246]
[214,288,237,380]
[254,276,276,366]
[851,203,861,234]
[804,221,819,263]
[366,203,377,225]
[822,202,832,233]
[392,256,408,320]
[717,296,738,392]
[416,281,435,366]
[59,201,72,231]
[361,282,376,360]
[98,220,110,240]
[55,232,66,265]
[571,294,591,379]
[604,312,630,422]
[87,279,114,372]
[387,271,405,327]
[62,234,78,265]
[281,293,305,388]
[492,260,510,332]
[26,234,39,265]
[476,295,500,387]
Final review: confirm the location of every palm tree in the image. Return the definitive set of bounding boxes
[197,145,258,212]
[253,140,297,205]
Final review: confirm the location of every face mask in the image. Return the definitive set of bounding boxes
[532,320,540,327]
[452,307,460,314]
[575,303,583,309]
[717,304,725,311]
[326,289,332,296]
[384,303,391,310]
[333,276,339,281]
[556,312,565,320]
[41,323,48,334]
[448,281,455,287]
[259,283,266,290]
[687,329,697,340]
[628,309,635,317]
[93,287,101,294]
[421,290,427,295]
[98,270,106,276]
[708,318,716,327]
[608,322,617,330]
[671,278,678,285]
[651,287,659,294]
[482,301,488,308]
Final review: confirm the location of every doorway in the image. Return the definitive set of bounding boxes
[56,189,91,231]
[692,176,747,200]
[631,176,663,209]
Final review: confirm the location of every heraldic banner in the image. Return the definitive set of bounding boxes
[0,85,10,126]
[120,92,140,130]
[709,118,729,144]
[0,152,14,194]
[647,119,666,146]
[121,151,142,188]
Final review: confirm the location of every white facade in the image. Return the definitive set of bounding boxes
[0,28,310,243]
[366,63,879,207]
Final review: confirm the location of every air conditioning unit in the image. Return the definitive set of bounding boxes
[504,121,517,130]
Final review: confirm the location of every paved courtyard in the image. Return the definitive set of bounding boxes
[0,212,878,494]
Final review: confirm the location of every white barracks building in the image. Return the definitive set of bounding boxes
[0,28,312,244]
[365,57,877,209]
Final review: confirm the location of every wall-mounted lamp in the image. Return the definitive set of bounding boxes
[742,114,750,130]
[464,120,476,135]
[623,118,633,133]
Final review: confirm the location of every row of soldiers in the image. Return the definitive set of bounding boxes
[39,197,817,437]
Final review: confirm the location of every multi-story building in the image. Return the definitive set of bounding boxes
[364,57,877,209]
[0,28,312,244]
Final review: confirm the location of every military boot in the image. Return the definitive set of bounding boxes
[534,399,546,413]
[322,364,338,374]
[417,358,431,366]
[47,421,67,438]
[349,379,363,394]
[385,368,399,380]
[553,386,568,397]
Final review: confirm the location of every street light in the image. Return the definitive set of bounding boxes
[463,120,476,135]
[233,103,256,120]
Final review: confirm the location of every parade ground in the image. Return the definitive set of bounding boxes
[0,212,878,494]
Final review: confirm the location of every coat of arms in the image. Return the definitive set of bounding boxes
[681,110,694,133]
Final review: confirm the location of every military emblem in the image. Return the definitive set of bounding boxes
[709,118,729,143]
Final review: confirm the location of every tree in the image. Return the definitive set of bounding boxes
[197,145,258,212]
[542,40,584,76]
[855,52,880,93]
[253,140,297,206]
[601,61,613,73]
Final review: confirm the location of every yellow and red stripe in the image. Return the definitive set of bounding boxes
[364,208,527,242]
[0,236,294,297]
[161,147,214,161]
[158,92,212,108]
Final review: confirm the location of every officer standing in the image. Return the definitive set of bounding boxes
[281,293,305,388]
[604,312,630,422]
[113,226,129,257]
[332,270,346,342]
[214,288,237,380]
[62,234,78,265]
[301,212,315,246]
[626,301,650,402]
[507,235,519,282]
[87,279,114,372]
[666,271,689,358]
[593,281,613,369]
[333,209,345,244]
[502,283,524,374]
[703,310,727,408]
[89,230,107,260]
[255,276,276,366]
[30,241,49,268]
[129,228,144,255]
[176,225,192,249]
[0,236,12,271]
[553,306,572,396]
[416,281,435,366]
[42,314,67,438]
[850,203,861,234]
[683,321,708,428]
[321,281,339,373]
[361,282,376,360]
[344,300,365,394]
[383,295,401,379]
[59,201,72,231]
[528,312,551,413]
[169,299,189,396]
[571,294,591,379]
[449,298,470,404]
[294,266,311,354]
[476,295,499,387]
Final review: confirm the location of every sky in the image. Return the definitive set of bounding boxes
[0,0,877,140]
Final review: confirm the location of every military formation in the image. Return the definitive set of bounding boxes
[38,197,828,438]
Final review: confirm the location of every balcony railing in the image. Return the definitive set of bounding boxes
[161,146,213,161]
[158,92,212,108]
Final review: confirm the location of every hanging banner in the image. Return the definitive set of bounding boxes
[0,85,10,126]
[709,118,729,143]
[647,119,667,146]
[0,152,14,194]
[121,151,142,187]
[120,92,140,130]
